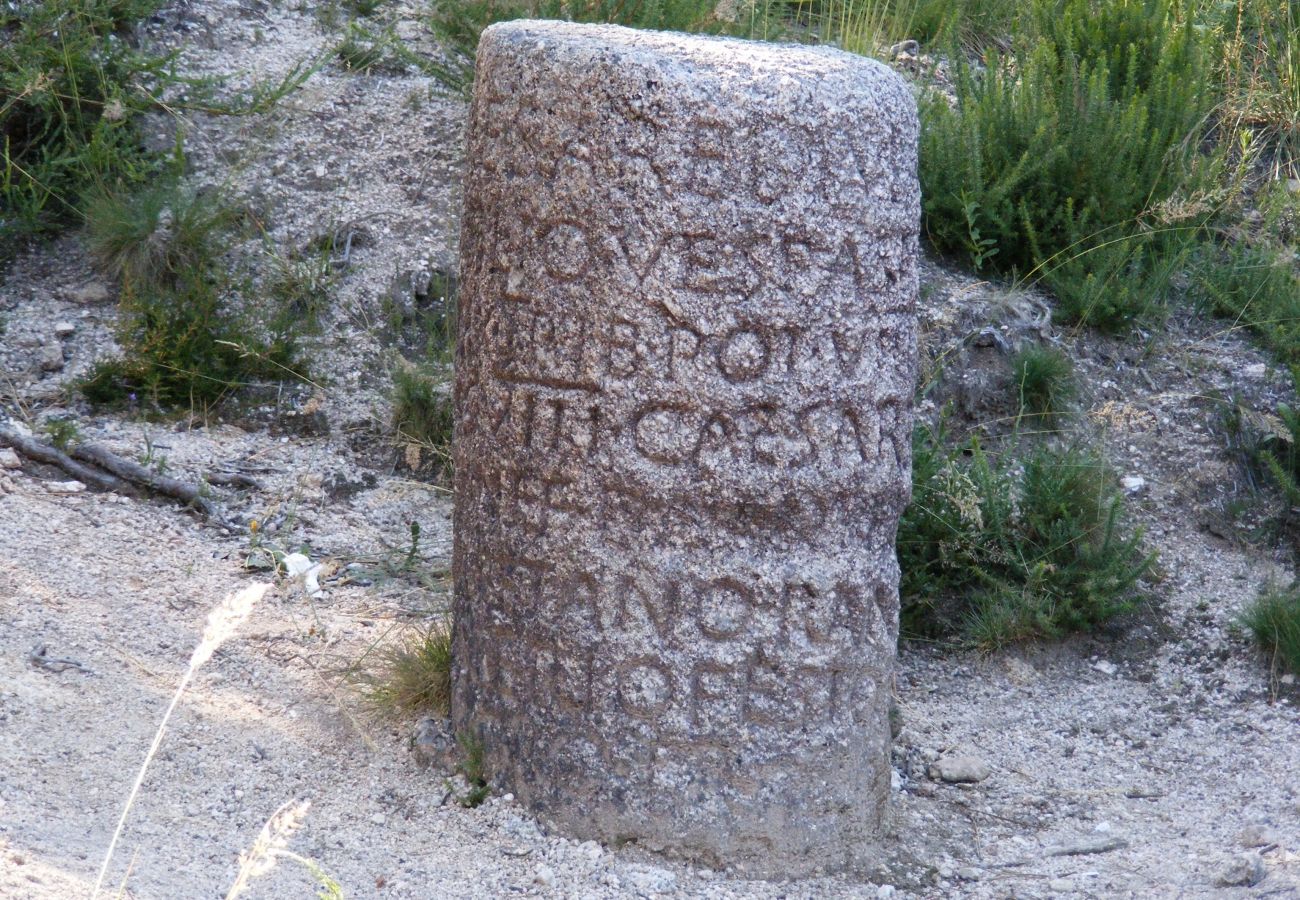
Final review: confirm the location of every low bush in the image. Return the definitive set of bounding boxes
[899,425,1154,648]
[1188,237,1300,374]
[391,361,454,472]
[1241,583,1300,677]
[425,0,781,91]
[361,621,453,717]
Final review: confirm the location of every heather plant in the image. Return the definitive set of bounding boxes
[920,0,1215,329]
[899,425,1154,648]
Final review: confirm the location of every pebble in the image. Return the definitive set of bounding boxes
[0,448,20,469]
[1238,824,1278,848]
[623,864,676,894]
[44,480,86,494]
[39,342,64,372]
[876,886,896,899]
[929,754,992,784]
[1092,659,1119,676]
[956,867,981,881]
[1216,852,1265,887]
[54,321,76,337]
[411,717,453,770]
[532,864,556,888]
[1049,877,1074,892]
[1243,362,1267,379]
[68,282,110,304]
[1120,475,1146,494]
[577,839,602,860]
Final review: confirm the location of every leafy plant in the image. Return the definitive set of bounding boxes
[899,425,1154,648]
[1240,582,1300,678]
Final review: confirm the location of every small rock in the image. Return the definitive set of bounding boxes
[532,864,556,888]
[0,475,14,494]
[929,754,992,784]
[68,282,110,304]
[1048,878,1074,892]
[956,867,981,881]
[577,839,602,860]
[876,886,897,899]
[370,812,386,826]
[623,864,676,894]
[1239,824,1278,848]
[53,321,76,338]
[411,717,454,770]
[1216,852,1265,887]
[1120,475,1146,494]
[1282,673,1296,686]
[39,342,64,372]
[1044,834,1128,857]
[1092,659,1119,676]
[45,480,86,494]
[0,448,20,469]
[1243,362,1267,379]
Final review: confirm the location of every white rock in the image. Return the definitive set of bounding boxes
[53,321,76,337]
[532,864,556,888]
[928,754,992,784]
[39,342,64,372]
[1243,362,1267,379]
[0,448,21,469]
[45,480,86,494]
[875,886,896,899]
[283,552,313,577]
[1092,659,1119,676]
[1121,475,1146,494]
[577,839,602,860]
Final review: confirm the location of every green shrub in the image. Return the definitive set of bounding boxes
[81,185,304,408]
[899,425,1154,648]
[1011,344,1074,426]
[1,0,173,255]
[920,0,1214,328]
[1241,583,1300,677]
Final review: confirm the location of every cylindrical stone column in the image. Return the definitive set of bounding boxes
[452,20,918,877]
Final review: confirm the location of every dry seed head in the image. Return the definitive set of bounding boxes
[191,583,269,669]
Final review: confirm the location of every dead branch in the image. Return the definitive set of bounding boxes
[0,426,235,526]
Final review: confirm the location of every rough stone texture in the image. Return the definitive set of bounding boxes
[451,20,919,877]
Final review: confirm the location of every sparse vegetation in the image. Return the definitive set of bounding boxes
[391,361,454,473]
[1011,345,1075,427]
[454,732,490,808]
[920,0,1215,330]
[0,0,172,257]
[79,183,309,408]
[361,620,453,717]
[899,425,1154,648]
[1240,582,1300,677]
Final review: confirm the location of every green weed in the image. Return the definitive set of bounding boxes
[1011,345,1074,426]
[1240,582,1300,678]
[454,732,490,808]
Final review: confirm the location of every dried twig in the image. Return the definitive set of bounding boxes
[0,426,136,495]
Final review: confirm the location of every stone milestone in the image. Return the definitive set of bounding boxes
[451,20,919,877]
